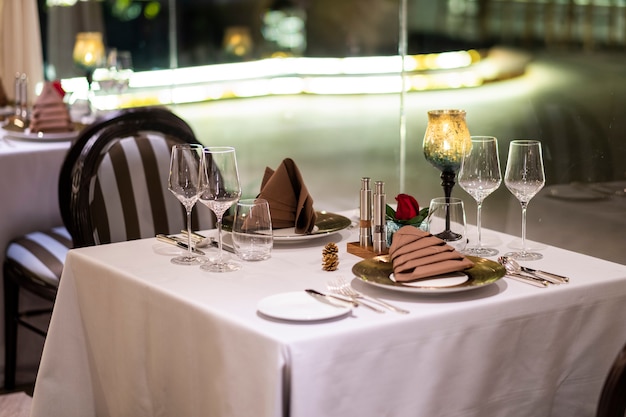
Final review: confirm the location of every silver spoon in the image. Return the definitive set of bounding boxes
[500,256,567,284]
[497,257,549,287]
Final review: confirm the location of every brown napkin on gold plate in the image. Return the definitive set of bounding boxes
[389,226,474,282]
[258,158,317,234]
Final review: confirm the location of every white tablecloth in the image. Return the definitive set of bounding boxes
[0,131,71,384]
[30,217,626,417]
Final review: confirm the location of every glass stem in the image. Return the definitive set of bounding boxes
[186,208,193,257]
[520,202,528,255]
[216,216,224,263]
[476,200,483,248]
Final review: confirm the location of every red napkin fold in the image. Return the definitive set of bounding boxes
[389,226,474,282]
[258,158,316,234]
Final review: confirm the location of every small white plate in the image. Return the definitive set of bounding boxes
[257,291,352,322]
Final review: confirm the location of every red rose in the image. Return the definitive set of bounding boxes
[395,194,420,220]
[51,80,65,98]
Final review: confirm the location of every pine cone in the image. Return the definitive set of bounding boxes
[322,243,339,271]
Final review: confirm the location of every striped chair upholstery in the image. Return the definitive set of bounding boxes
[79,132,209,245]
[3,107,213,389]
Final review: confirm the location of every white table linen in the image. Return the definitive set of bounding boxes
[31,218,626,417]
[0,131,70,384]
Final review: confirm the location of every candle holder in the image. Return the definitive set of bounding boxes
[72,32,105,115]
[423,109,471,241]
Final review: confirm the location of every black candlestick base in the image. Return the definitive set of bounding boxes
[434,169,462,242]
[434,229,462,242]
[440,169,456,202]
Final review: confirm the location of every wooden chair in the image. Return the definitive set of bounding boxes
[3,107,213,389]
[596,340,626,417]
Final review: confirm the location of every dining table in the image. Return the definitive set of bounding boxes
[0,124,73,384]
[28,208,626,417]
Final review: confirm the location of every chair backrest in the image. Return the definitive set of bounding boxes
[597,340,626,417]
[59,106,214,247]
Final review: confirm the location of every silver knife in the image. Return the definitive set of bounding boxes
[156,234,205,255]
[305,289,358,308]
[506,273,549,288]
[208,237,236,254]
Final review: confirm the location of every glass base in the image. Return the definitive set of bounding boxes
[504,250,543,261]
[434,230,462,242]
[170,255,204,266]
[200,259,241,272]
[463,246,499,257]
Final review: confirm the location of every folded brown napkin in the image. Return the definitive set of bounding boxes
[29,82,72,133]
[389,226,474,282]
[258,158,316,234]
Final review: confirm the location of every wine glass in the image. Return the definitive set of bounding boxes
[167,144,205,265]
[458,136,502,257]
[198,147,242,272]
[504,140,545,261]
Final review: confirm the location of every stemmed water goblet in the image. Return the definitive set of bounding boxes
[198,147,242,272]
[504,140,545,261]
[458,136,502,257]
[167,144,205,265]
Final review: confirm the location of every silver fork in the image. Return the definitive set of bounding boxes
[328,277,410,314]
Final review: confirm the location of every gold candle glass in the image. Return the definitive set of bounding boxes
[423,109,471,240]
[73,32,106,90]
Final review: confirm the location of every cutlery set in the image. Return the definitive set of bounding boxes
[305,277,409,314]
[498,256,569,288]
[156,232,236,254]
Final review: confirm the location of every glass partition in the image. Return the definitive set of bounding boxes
[38,0,626,265]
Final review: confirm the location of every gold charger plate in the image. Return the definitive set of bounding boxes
[224,210,352,242]
[352,255,505,294]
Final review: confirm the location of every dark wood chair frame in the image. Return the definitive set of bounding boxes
[4,106,200,389]
[597,340,626,417]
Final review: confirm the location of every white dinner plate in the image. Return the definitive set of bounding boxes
[389,272,469,288]
[225,211,352,243]
[257,291,352,322]
[1,125,80,142]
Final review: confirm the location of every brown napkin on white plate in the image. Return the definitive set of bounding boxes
[258,158,316,234]
[389,226,474,282]
[29,82,73,133]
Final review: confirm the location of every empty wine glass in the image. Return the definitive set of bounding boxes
[458,136,502,257]
[504,140,545,261]
[167,144,205,265]
[198,147,242,272]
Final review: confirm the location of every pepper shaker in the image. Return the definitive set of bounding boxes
[359,177,372,247]
[372,181,386,254]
